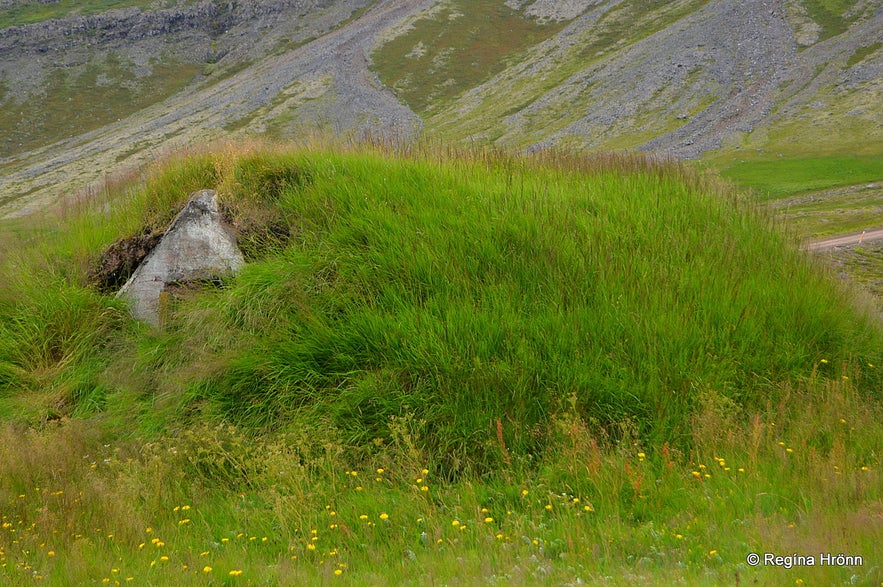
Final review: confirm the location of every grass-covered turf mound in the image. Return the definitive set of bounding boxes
[1,142,882,585]
[1,142,880,474]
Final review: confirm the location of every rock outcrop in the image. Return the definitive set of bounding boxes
[117,189,244,326]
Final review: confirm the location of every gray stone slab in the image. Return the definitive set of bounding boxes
[117,189,244,326]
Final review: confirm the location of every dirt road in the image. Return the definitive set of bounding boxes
[805,227,883,251]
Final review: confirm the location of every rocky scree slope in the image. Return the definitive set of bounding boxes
[425,0,882,158]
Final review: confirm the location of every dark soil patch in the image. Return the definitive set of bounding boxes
[88,230,162,292]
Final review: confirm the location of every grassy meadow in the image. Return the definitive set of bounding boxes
[717,155,883,203]
[0,141,881,585]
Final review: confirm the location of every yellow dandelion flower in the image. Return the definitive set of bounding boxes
[229,569,243,577]
[376,468,384,474]
[709,550,718,556]
[421,486,429,492]
[359,515,369,521]
[379,513,389,521]
[820,359,828,364]
[637,452,646,459]
[334,569,343,576]
[786,448,794,453]
[203,566,212,573]
[307,544,316,551]
[178,519,191,525]
[484,517,494,523]
[422,468,429,475]
[47,551,55,557]
[545,504,553,511]
[159,556,169,562]
[521,489,529,496]
[452,520,460,527]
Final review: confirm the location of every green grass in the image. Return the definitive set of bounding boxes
[717,155,883,202]
[371,1,567,114]
[843,245,883,301]
[0,0,162,28]
[847,42,882,68]
[769,184,883,240]
[799,0,860,41]
[0,54,200,158]
[0,141,881,583]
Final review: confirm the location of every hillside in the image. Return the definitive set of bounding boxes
[1,143,882,584]
[1,0,882,217]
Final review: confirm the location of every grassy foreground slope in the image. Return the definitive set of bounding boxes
[0,142,881,585]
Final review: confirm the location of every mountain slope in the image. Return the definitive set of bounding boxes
[1,0,881,217]
[0,0,426,217]
[417,0,882,157]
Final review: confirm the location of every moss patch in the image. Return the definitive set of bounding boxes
[0,54,200,158]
